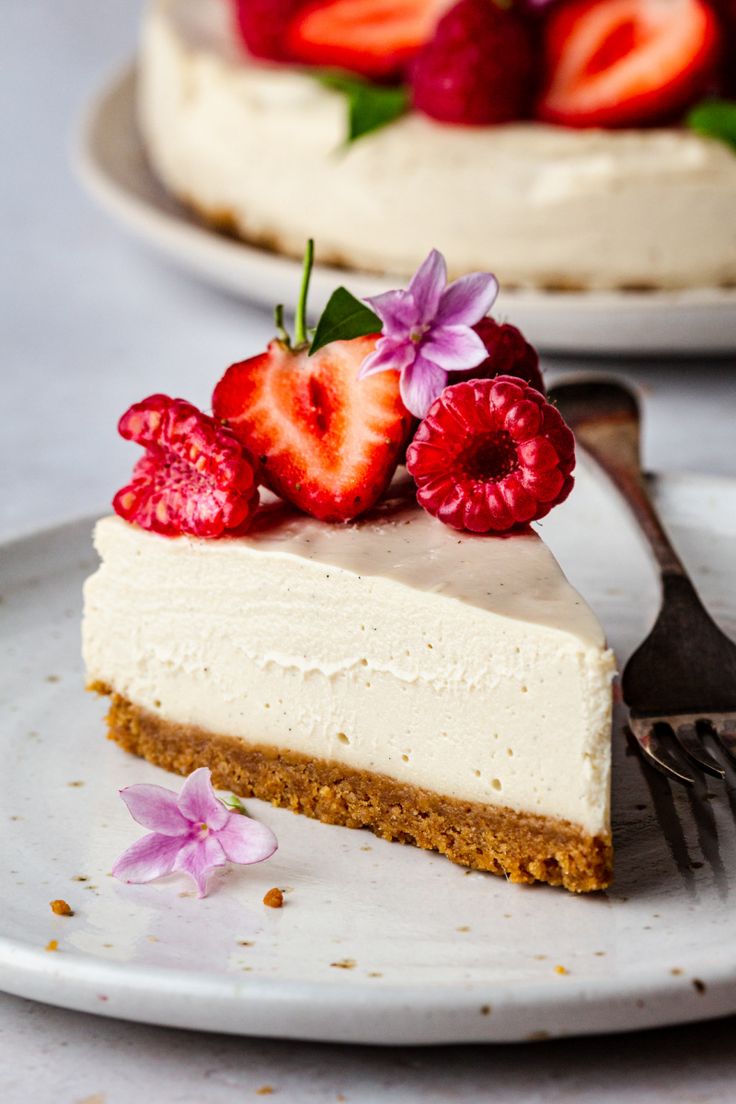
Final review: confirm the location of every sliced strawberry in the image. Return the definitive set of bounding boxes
[232,0,305,62]
[537,0,721,128]
[213,337,412,523]
[286,0,452,80]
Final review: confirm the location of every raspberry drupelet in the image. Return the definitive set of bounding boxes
[113,394,260,538]
[406,376,575,534]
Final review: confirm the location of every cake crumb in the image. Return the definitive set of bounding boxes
[50,899,73,917]
[238,940,254,947]
[480,1005,492,1016]
[456,925,471,933]
[554,965,568,976]
[263,887,284,909]
[67,780,84,788]
[331,958,356,970]
[255,1087,274,1096]
[670,967,683,976]
[692,978,706,994]
[45,940,58,952]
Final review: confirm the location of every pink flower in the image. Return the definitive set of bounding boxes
[112,767,277,898]
[358,249,499,419]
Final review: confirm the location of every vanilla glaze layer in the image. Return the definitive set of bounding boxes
[137,0,736,290]
[83,488,615,835]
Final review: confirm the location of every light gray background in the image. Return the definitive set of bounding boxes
[2,2,736,1100]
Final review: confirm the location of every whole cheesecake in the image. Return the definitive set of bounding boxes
[138,0,736,290]
[83,482,615,893]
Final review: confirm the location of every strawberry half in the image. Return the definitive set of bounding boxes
[537,0,721,128]
[213,337,411,522]
[286,0,452,80]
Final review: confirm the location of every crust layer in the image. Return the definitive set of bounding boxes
[94,685,612,892]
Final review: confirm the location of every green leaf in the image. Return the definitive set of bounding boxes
[686,99,736,152]
[309,287,381,356]
[316,71,409,143]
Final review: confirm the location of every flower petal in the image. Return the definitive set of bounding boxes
[363,288,419,334]
[436,272,499,327]
[358,336,415,379]
[408,249,447,325]
[215,815,279,865]
[422,325,489,371]
[400,356,448,419]
[118,784,191,836]
[112,831,184,885]
[173,834,227,898]
[177,767,229,830]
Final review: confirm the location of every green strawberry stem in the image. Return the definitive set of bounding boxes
[294,238,315,348]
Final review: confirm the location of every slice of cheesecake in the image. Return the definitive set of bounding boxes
[83,484,615,892]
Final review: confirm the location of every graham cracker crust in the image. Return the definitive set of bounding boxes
[93,684,612,893]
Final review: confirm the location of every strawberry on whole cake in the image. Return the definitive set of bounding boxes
[137,0,736,289]
[83,246,616,893]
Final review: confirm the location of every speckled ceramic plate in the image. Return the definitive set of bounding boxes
[2,460,736,1044]
[75,67,736,358]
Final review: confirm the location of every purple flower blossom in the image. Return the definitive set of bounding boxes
[358,249,499,418]
[112,767,277,898]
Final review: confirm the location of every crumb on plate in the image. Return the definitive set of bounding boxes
[50,899,74,917]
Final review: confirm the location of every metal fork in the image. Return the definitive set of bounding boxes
[548,378,736,784]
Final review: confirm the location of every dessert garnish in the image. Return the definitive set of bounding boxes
[316,70,409,143]
[687,98,736,150]
[406,376,575,532]
[537,0,721,128]
[410,0,535,124]
[356,247,499,417]
[213,242,412,522]
[112,242,573,534]
[285,0,449,79]
[230,0,733,140]
[461,317,545,395]
[233,0,304,61]
[113,394,259,538]
[112,767,277,898]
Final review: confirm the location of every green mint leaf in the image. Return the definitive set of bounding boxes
[316,71,409,143]
[686,99,736,152]
[347,83,409,143]
[309,287,381,356]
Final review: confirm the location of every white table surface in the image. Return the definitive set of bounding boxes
[2,2,736,1100]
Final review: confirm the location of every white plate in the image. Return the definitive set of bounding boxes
[3,460,736,1044]
[75,67,736,358]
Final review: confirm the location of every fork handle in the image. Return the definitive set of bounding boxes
[563,392,687,579]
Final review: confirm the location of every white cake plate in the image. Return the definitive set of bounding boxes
[75,67,736,358]
[2,460,736,1044]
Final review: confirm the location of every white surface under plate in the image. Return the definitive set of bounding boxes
[3,460,736,1045]
[76,67,736,358]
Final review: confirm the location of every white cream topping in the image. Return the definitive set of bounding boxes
[83,487,614,836]
[137,0,736,290]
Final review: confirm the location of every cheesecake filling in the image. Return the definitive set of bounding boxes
[83,507,615,838]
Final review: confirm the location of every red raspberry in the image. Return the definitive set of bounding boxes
[406,376,574,533]
[113,395,260,539]
[451,317,545,395]
[410,0,537,125]
[232,0,304,61]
